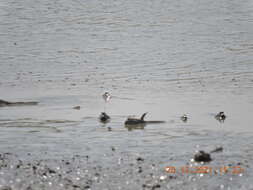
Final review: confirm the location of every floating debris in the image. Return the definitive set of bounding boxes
[136,157,144,162]
[180,114,188,122]
[194,151,212,162]
[215,112,226,122]
[99,112,110,123]
[73,106,81,110]
[210,146,223,153]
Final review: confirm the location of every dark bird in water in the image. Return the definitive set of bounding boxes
[99,112,110,123]
[215,112,226,122]
[181,114,188,122]
[194,151,212,162]
[125,113,165,125]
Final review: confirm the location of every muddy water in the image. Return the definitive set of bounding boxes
[0,0,253,189]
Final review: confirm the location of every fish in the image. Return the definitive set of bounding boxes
[125,113,165,125]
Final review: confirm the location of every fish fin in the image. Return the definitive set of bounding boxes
[140,112,148,121]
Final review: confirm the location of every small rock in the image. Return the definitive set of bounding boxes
[72,184,80,189]
[48,168,56,174]
[151,184,161,190]
[210,146,223,153]
[194,151,212,162]
[0,186,12,190]
[168,175,177,179]
[136,157,144,162]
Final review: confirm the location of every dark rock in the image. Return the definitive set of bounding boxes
[26,186,32,190]
[48,168,56,174]
[137,157,144,162]
[72,184,80,189]
[151,184,161,190]
[168,175,177,179]
[0,186,12,190]
[194,151,212,162]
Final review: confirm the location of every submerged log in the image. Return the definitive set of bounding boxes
[0,99,38,107]
[125,113,165,125]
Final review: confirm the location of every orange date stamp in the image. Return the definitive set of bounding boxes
[165,165,244,175]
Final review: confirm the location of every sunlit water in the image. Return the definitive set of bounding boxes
[0,0,253,189]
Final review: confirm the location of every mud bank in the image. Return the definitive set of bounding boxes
[0,147,252,190]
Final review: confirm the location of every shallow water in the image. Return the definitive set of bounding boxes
[0,0,253,189]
